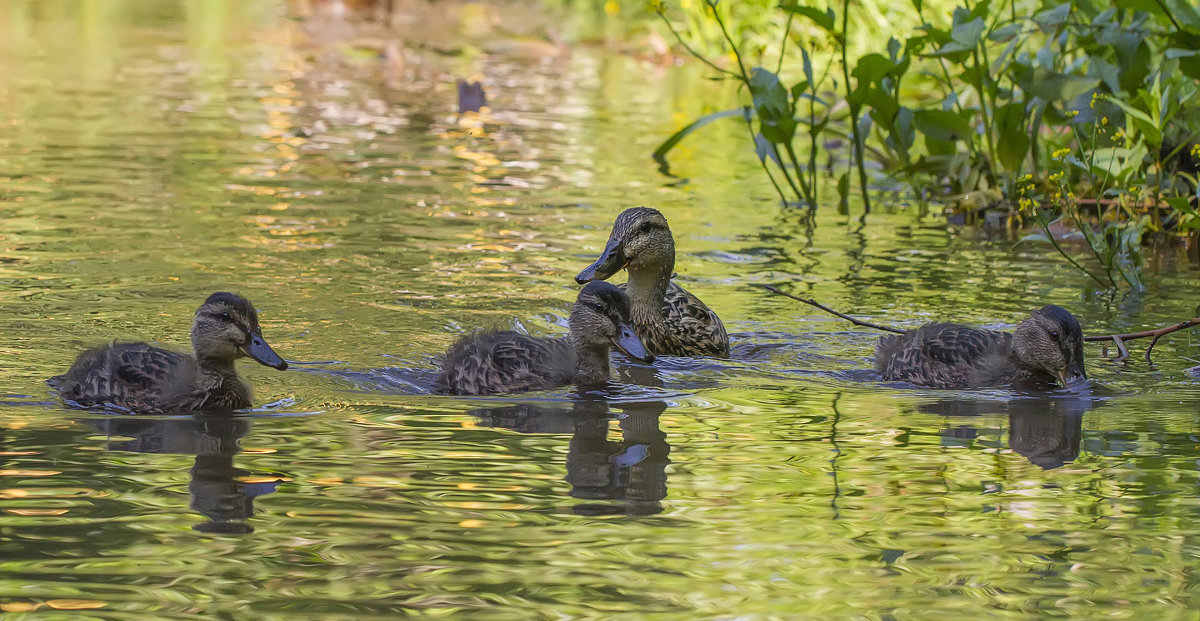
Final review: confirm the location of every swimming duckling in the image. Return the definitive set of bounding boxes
[875,305,1086,389]
[55,293,288,413]
[434,281,653,395]
[575,207,729,358]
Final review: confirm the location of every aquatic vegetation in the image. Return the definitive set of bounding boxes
[652,0,1200,288]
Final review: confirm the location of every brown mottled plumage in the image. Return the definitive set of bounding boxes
[575,207,729,358]
[55,293,288,414]
[875,305,1086,389]
[434,281,653,395]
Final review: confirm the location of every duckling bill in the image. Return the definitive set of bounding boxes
[875,305,1086,389]
[575,206,729,358]
[434,281,653,395]
[55,292,288,414]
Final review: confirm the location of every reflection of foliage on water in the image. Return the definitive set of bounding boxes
[650,0,1200,289]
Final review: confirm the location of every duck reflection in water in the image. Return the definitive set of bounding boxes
[470,398,670,515]
[83,415,282,533]
[923,393,1101,469]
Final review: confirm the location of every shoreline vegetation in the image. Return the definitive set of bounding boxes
[322,0,1199,290]
[645,0,1200,291]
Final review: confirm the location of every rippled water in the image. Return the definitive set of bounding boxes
[2,2,1200,618]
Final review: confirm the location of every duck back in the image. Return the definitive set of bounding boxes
[434,331,576,395]
[56,342,250,413]
[875,323,1014,388]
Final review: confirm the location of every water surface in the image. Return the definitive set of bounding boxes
[1,2,1199,618]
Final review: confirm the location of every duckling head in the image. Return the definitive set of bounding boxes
[1012,305,1085,386]
[570,281,654,363]
[575,207,674,283]
[191,292,288,371]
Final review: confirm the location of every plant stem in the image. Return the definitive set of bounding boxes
[841,0,872,214]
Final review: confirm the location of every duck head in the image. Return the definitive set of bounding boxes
[575,207,675,283]
[191,292,288,370]
[1012,305,1086,386]
[570,281,654,363]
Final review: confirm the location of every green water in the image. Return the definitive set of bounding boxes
[2,2,1200,618]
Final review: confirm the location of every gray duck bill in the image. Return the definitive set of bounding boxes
[241,332,288,370]
[612,321,653,363]
[575,238,626,283]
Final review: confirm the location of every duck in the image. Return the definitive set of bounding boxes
[434,281,653,395]
[575,207,729,357]
[55,292,288,414]
[875,305,1087,389]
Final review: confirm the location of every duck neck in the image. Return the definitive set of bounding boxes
[625,254,673,320]
[196,355,239,379]
[569,334,611,386]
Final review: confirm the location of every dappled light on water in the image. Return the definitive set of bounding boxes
[0,0,1199,618]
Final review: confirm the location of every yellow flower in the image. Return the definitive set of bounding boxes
[604,0,619,15]
[1101,116,1109,125]
[1049,171,1065,181]
[1190,143,1200,159]
[1065,110,1080,118]
[1051,147,1071,159]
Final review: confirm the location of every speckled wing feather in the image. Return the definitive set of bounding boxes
[624,281,729,357]
[876,323,1011,388]
[57,342,195,413]
[435,331,574,395]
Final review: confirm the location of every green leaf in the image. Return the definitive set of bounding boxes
[913,109,973,142]
[1017,232,1051,245]
[749,68,791,119]
[778,3,835,32]
[652,108,746,165]
[988,23,1023,42]
[1013,66,1100,102]
[994,103,1030,173]
[1106,97,1164,146]
[1033,3,1071,29]
[929,17,985,55]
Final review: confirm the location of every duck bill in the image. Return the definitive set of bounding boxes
[1057,363,1086,386]
[611,322,653,364]
[575,239,626,284]
[241,332,288,370]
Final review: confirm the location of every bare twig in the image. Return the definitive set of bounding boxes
[762,284,1200,364]
[1084,318,1200,363]
[758,285,906,334]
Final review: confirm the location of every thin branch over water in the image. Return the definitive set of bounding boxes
[760,285,1200,363]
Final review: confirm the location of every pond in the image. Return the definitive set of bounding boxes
[1,1,1199,618]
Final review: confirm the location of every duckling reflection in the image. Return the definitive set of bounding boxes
[921,394,1099,469]
[471,399,669,515]
[83,415,282,533]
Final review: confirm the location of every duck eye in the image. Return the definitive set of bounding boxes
[593,303,606,313]
[1049,330,1059,340]
[220,312,233,322]
[638,222,654,234]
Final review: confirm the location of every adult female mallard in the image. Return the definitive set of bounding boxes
[575,207,729,357]
[875,305,1087,388]
[55,292,288,414]
[434,281,653,395]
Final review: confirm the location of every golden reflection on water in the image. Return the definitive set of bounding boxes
[0,0,1198,619]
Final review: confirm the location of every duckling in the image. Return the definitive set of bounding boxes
[575,207,729,358]
[875,305,1087,389]
[55,293,288,414]
[434,281,653,395]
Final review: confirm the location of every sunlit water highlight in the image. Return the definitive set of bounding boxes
[1,1,1199,618]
